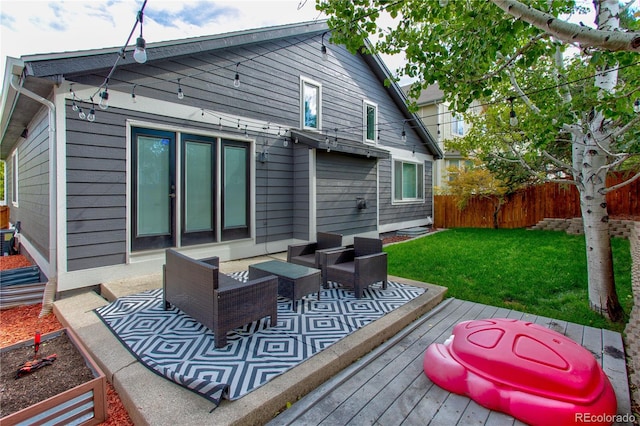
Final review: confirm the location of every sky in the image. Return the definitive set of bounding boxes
[0,0,410,94]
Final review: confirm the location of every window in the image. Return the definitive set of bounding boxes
[364,101,377,143]
[301,77,321,130]
[11,151,18,206]
[451,114,465,136]
[394,160,424,202]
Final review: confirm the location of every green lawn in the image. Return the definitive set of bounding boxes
[385,228,633,332]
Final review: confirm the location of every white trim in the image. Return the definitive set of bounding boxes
[56,237,295,292]
[391,157,426,205]
[10,148,18,206]
[363,100,378,144]
[300,76,322,131]
[54,88,67,275]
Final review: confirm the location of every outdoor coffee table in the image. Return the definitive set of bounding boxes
[248,260,321,310]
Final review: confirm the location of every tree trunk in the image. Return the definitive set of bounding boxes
[579,180,624,322]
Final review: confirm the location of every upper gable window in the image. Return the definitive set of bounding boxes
[451,114,465,136]
[301,77,322,131]
[363,101,377,144]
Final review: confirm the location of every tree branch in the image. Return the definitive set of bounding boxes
[603,169,640,193]
[491,0,640,52]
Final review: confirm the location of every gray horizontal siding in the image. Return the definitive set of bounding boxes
[378,159,434,228]
[9,112,50,262]
[316,152,377,236]
[63,30,433,271]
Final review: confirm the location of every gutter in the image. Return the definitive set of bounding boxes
[9,74,58,313]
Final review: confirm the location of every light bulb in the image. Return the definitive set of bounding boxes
[99,90,109,110]
[321,45,328,61]
[401,130,407,143]
[234,73,240,88]
[78,108,86,120]
[133,37,147,64]
[634,99,640,113]
[72,101,79,112]
[509,110,518,126]
[439,0,448,6]
[87,108,96,122]
[283,138,289,147]
[131,93,137,103]
[177,87,184,99]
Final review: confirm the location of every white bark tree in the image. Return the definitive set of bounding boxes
[318,0,640,321]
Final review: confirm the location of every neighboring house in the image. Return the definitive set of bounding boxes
[401,83,470,190]
[0,21,442,293]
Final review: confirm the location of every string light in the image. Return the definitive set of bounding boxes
[99,86,109,110]
[283,137,289,147]
[509,97,518,127]
[87,102,96,122]
[234,63,241,88]
[78,107,86,120]
[177,79,184,99]
[131,85,137,103]
[401,121,407,142]
[321,32,329,61]
[634,99,640,113]
[133,10,147,64]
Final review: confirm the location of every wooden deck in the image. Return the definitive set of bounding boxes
[268,298,633,426]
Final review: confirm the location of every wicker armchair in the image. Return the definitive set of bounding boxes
[163,249,278,348]
[287,232,343,277]
[324,237,388,299]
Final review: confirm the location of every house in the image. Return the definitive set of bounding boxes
[0,20,442,294]
[401,83,471,190]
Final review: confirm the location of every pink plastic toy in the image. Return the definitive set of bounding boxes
[424,318,617,426]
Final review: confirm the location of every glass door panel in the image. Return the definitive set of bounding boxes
[131,128,175,250]
[181,135,216,245]
[222,141,249,240]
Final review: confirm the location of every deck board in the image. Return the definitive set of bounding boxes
[268,298,632,426]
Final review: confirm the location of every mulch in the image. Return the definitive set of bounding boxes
[1,302,133,425]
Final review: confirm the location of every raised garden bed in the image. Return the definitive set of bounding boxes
[0,328,107,425]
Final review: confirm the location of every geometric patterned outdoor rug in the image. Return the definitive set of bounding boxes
[95,272,425,406]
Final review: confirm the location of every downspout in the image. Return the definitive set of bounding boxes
[9,74,58,316]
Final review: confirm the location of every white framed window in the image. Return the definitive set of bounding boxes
[451,114,465,136]
[11,150,18,206]
[363,100,377,144]
[300,77,322,131]
[393,159,424,202]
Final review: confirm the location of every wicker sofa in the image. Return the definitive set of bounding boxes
[163,249,278,348]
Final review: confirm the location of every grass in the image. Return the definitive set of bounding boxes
[385,228,633,332]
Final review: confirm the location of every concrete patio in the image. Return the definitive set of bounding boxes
[53,252,448,425]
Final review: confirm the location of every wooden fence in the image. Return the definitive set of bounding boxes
[434,174,639,229]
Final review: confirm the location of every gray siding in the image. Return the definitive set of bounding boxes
[8,113,50,262]
[379,159,434,227]
[255,140,294,244]
[316,152,377,236]
[65,102,296,270]
[293,144,311,240]
[63,31,434,271]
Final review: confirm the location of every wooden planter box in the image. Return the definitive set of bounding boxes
[0,328,107,426]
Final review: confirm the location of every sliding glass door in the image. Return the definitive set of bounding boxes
[131,129,250,251]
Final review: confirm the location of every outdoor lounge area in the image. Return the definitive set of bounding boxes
[51,249,633,425]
